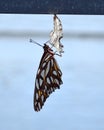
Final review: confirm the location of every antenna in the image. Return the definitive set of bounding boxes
[30,39,43,48]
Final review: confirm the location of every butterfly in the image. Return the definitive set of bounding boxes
[32,42,63,112]
[49,14,64,56]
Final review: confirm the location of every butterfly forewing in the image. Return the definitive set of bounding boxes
[34,44,63,111]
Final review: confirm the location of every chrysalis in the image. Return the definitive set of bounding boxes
[49,14,64,56]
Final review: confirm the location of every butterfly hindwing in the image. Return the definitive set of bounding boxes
[34,44,63,111]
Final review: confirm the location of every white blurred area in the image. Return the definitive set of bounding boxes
[0,14,104,130]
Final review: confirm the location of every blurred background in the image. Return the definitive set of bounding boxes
[0,14,104,130]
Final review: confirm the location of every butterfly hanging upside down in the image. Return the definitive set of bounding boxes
[33,43,63,111]
[30,14,64,112]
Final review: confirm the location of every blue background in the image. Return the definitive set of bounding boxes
[0,15,104,130]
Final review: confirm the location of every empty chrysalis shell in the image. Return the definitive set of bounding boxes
[49,14,64,56]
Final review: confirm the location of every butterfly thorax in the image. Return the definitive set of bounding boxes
[43,44,54,55]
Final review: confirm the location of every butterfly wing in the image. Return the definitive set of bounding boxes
[34,44,63,111]
[49,14,64,55]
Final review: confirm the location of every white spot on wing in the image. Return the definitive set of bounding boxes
[41,95,44,102]
[55,79,59,85]
[36,79,39,89]
[42,62,46,68]
[45,85,47,91]
[39,78,43,86]
[37,68,40,74]
[41,70,45,78]
[45,61,50,76]
[53,70,57,75]
[36,93,39,100]
[50,76,53,82]
[38,102,41,110]
[47,77,51,84]
[35,102,37,106]
[45,54,51,61]
[58,70,62,76]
